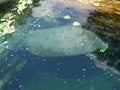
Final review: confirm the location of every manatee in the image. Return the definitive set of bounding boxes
[0,25,108,57]
[24,26,108,57]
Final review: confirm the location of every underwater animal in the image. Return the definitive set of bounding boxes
[0,25,108,57]
[24,26,108,57]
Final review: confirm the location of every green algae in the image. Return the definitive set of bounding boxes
[15,59,27,71]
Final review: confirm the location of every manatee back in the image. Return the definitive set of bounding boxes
[25,26,108,57]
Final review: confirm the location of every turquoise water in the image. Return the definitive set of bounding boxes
[0,0,120,90]
[0,49,120,90]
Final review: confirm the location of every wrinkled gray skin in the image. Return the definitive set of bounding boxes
[25,26,108,57]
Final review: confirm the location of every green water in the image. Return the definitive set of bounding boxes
[0,0,120,90]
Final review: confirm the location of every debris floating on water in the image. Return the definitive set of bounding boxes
[73,21,80,26]
[63,15,71,20]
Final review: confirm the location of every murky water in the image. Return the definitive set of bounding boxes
[0,0,120,90]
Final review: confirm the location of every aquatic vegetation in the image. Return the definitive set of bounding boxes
[0,0,9,4]
[16,0,33,14]
[0,47,8,61]
[0,28,26,50]
[0,54,27,90]
[0,13,15,37]
[0,0,39,37]
[0,73,11,90]
[15,59,27,71]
